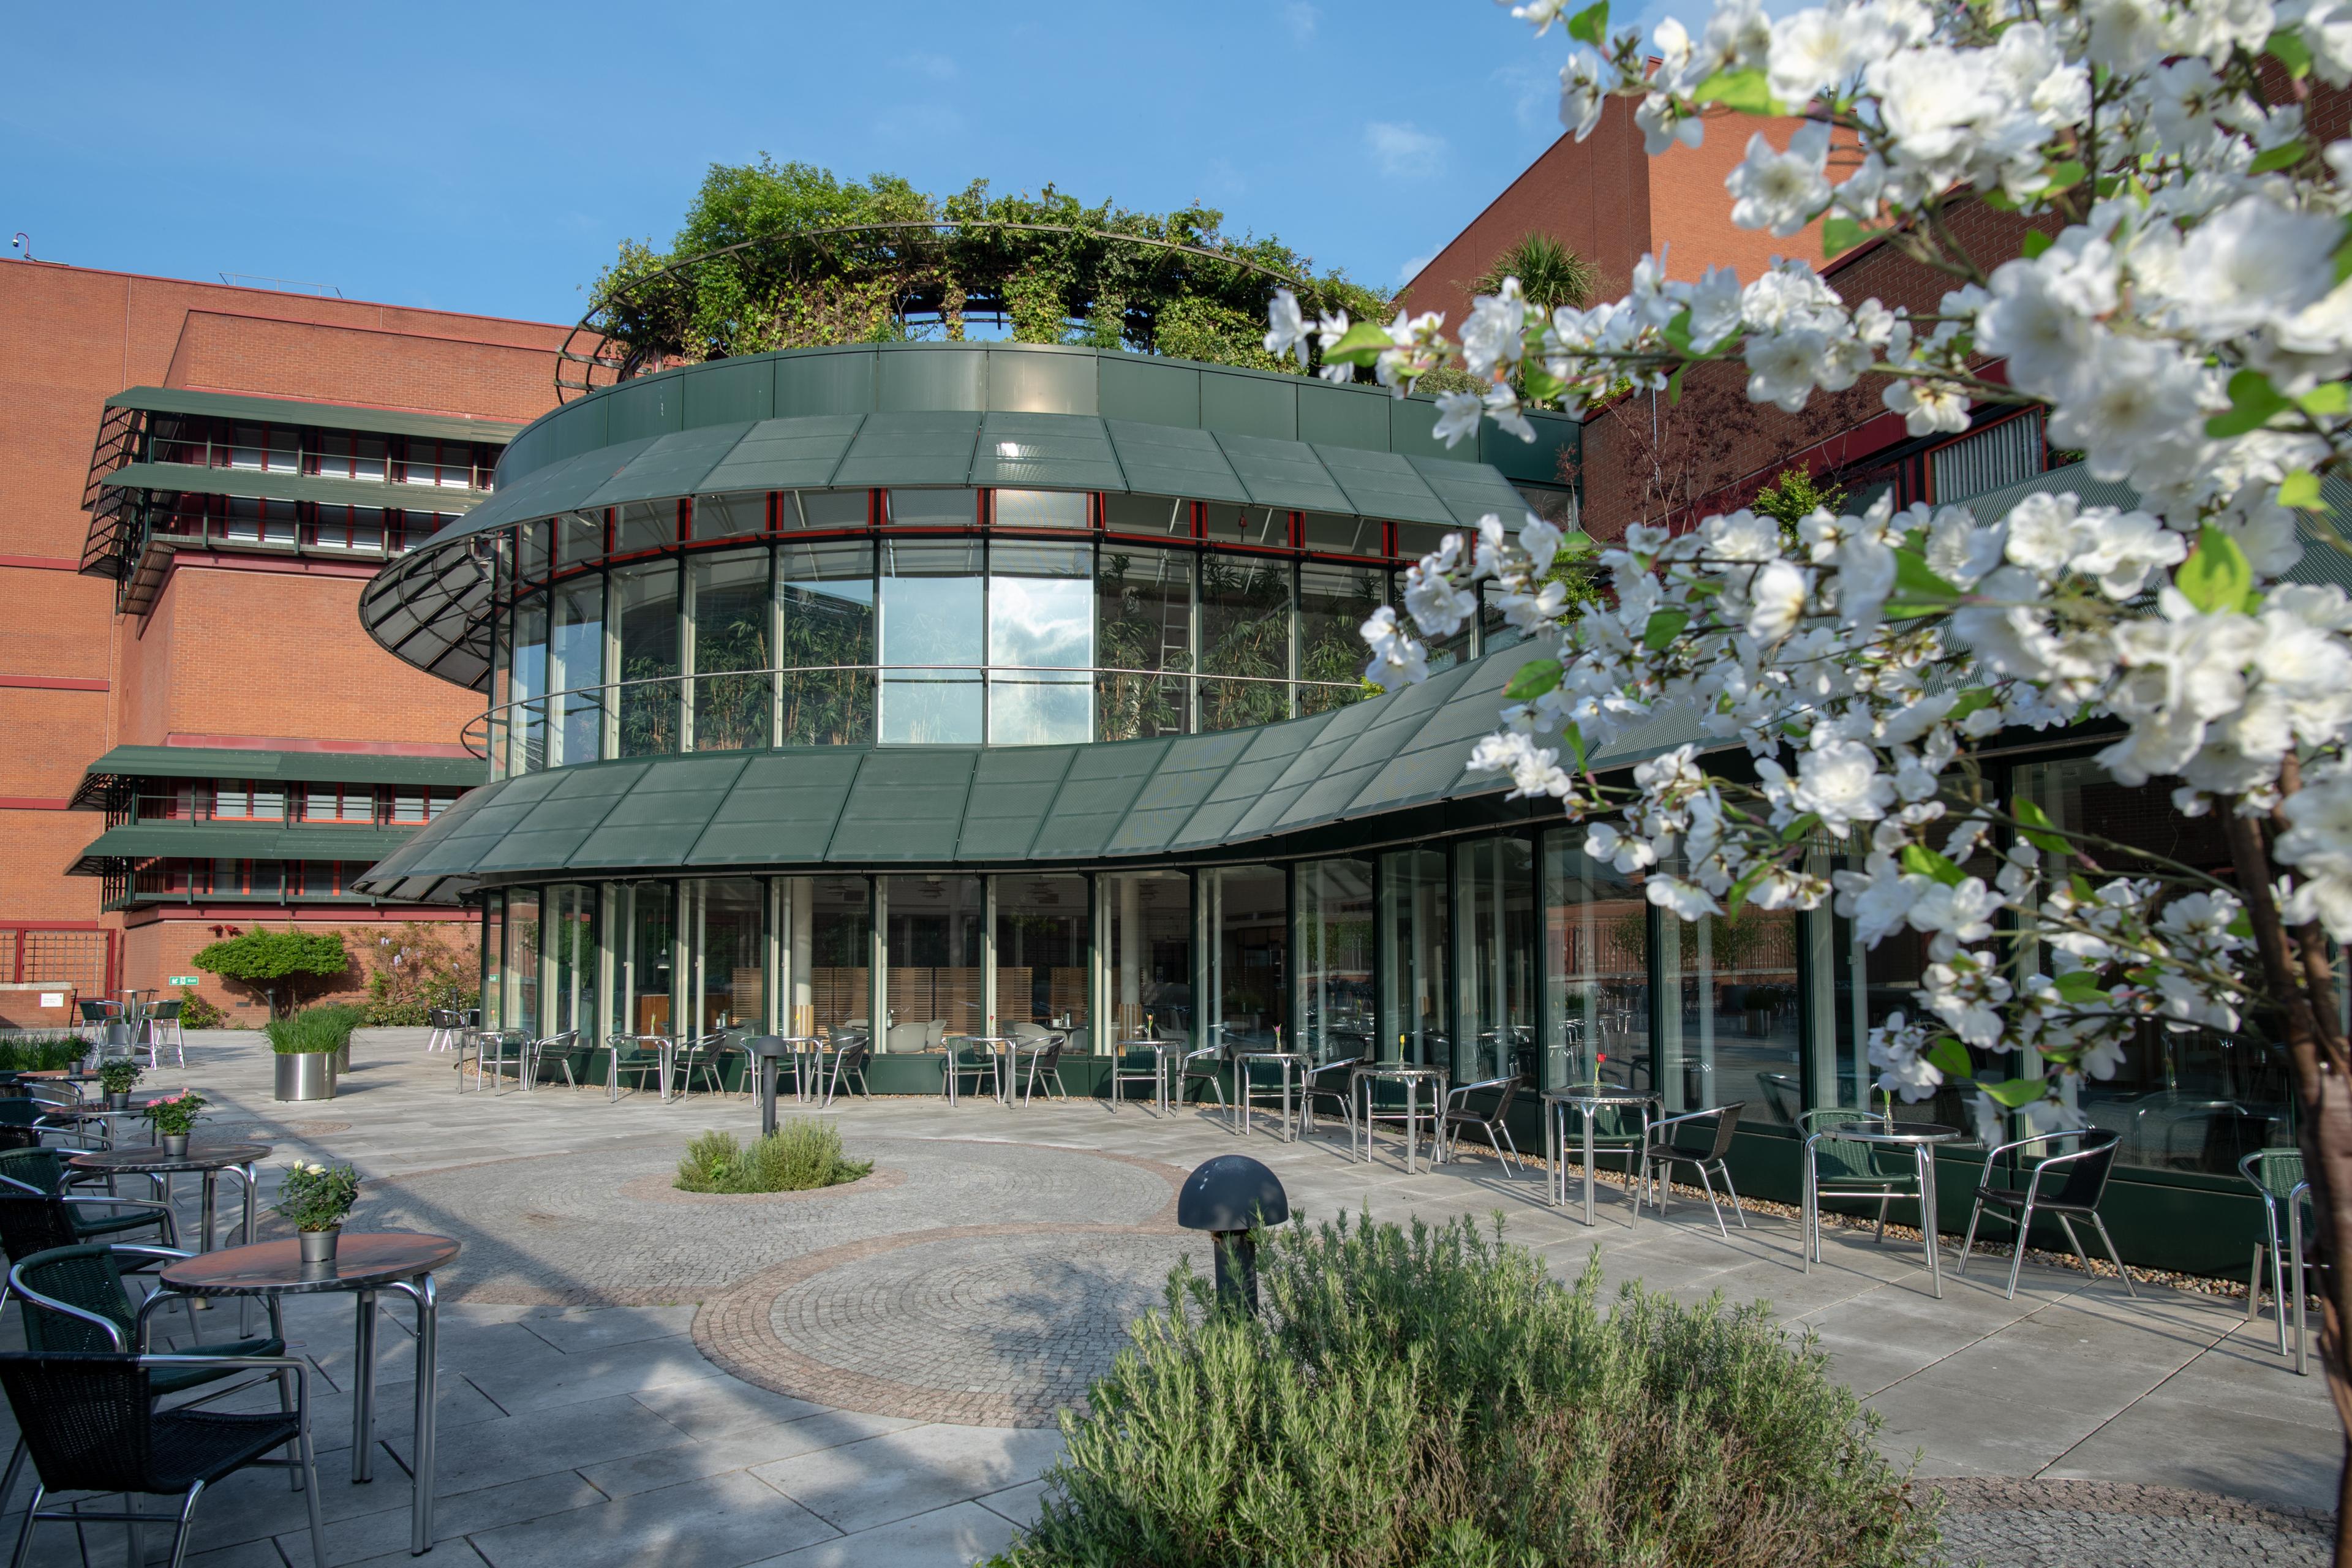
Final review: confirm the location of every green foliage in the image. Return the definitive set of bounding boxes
[141,1090,206,1136]
[589,161,1389,377]
[360,923,475,1027]
[1751,467,1849,549]
[1469,232,1600,315]
[274,1160,361,1232]
[96,1059,142,1096]
[673,1120,873,1194]
[176,988,230,1030]
[191,927,352,1019]
[0,1036,87,1072]
[265,1004,366,1057]
[993,1214,1936,1568]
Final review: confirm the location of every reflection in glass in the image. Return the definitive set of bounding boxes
[777,541,875,744]
[543,884,597,1041]
[795,491,869,530]
[783,875,872,1039]
[1660,891,1801,1124]
[1297,859,1374,1065]
[696,491,767,540]
[509,594,548,774]
[614,562,680,757]
[1298,563,1383,717]
[688,549,772,752]
[996,873,1088,1032]
[888,489,976,527]
[1455,837,1536,1084]
[880,541,983,744]
[615,499,674,554]
[480,892,506,1028]
[1102,493,1188,537]
[994,490,1088,529]
[557,510,603,568]
[1105,870,1191,1046]
[608,881,676,1039]
[1096,547,1191,741]
[505,886,542,1039]
[1199,554,1291,732]
[884,875,983,1044]
[1379,848,1449,1066]
[683,877,766,1035]
[549,578,605,767]
[488,620,510,783]
[989,541,1092,745]
[1301,513,1382,556]
[1542,832,1651,1093]
[1207,865,1286,1052]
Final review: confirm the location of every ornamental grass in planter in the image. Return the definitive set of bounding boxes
[992,1213,1939,1568]
[673,1120,872,1194]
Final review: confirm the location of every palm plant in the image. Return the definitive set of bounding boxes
[1469,232,1598,315]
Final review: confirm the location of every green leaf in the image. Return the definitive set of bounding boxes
[1780,812,1822,845]
[1566,0,1610,47]
[1520,361,1569,406]
[2269,28,2315,76]
[2280,469,2330,514]
[2299,383,2350,417]
[2337,218,2352,285]
[2175,526,2254,614]
[1694,67,1777,115]
[1924,1036,1972,1079]
[2051,968,2105,1003]
[1660,307,1694,356]
[2041,160,2087,193]
[1901,845,1966,887]
[1321,321,1394,368]
[2205,368,2293,437]
[1822,216,1877,259]
[1725,861,1772,916]
[1666,363,1688,406]
[1562,722,1586,772]
[1642,609,1690,651]
[1557,528,1597,557]
[2011,797,2071,856]
[1981,188,2021,213]
[1502,660,1564,701]
[2069,872,2098,905]
[2250,139,2310,175]
[2227,911,2255,940]
[1949,688,1998,721]
[1885,548,1963,619]
[1981,1076,2050,1109]
[2019,229,2056,260]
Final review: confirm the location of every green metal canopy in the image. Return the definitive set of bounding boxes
[72,747,484,811]
[94,462,488,513]
[67,823,422,878]
[352,643,1709,903]
[101,388,521,447]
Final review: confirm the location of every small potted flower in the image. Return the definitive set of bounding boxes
[96,1058,142,1111]
[141,1088,207,1157]
[276,1160,360,1265]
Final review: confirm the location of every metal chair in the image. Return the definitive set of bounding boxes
[1177,1042,1228,1111]
[0,1349,326,1568]
[948,1037,1003,1102]
[469,1029,530,1093]
[1300,1055,1365,1141]
[1637,1102,1749,1236]
[604,1035,668,1101]
[1801,1107,1920,1271]
[1110,1040,1170,1112]
[10,1244,285,1389]
[144,1000,187,1069]
[528,1030,582,1090]
[1009,1028,1069,1105]
[1438,1074,1527,1175]
[0,1156,178,1253]
[425,1008,460,1054]
[1957,1127,2137,1301]
[2239,1147,2313,1371]
[822,1040,872,1106]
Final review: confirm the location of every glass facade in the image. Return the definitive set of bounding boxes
[1295,858,1373,1066]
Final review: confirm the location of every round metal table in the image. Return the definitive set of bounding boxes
[1541,1087,1660,1226]
[946,1036,1016,1106]
[1234,1050,1310,1140]
[1112,1038,1177,1114]
[68,1139,271,1251]
[1827,1121,1970,1297]
[150,1232,461,1556]
[1351,1064,1449,1171]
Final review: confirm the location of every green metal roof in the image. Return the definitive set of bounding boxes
[67,822,423,878]
[103,387,521,447]
[96,462,488,512]
[73,747,483,809]
[352,643,1713,903]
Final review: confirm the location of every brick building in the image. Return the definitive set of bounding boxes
[0,259,566,1023]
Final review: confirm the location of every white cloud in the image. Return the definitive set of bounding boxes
[1281,1,1318,43]
[896,51,957,80]
[1492,62,1558,136]
[1395,251,1438,287]
[1365,121,1446,179]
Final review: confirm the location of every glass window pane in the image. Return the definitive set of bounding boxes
[880,541,982,744]
[1297,858,1374,1066]
[1202,503,1284,548]
[1302,513,1381,556]
[1298,564,1384,717]
[510,594,548,774]
[888,489,976,527]
[989,541,1092,745]
[883,875,984,1045]
[682,877,766,1035]
[614,562,680,757]
[480,892,506,1029]
[520,519,552,582]
[1207,865,1286,1053]
[1542,829,1651,1094]
[1096,546,1191,741]
[1393,521,1456,560]
[993,489,1089,529]
[778,540,875,745]
[608,882,676,1038]
[795,491,869,531]
[696,491,767,540]
[543,884,597,1040]
[1199,555,1291,732]
[783,875,872,1040]
[995,873,1088,1033]
[1104,871,1192,1047]
[1659,879,1800,1121]
[558,510,604,568]
[505,887,541,1039]
[1103,493,1188,537]
[1380,848,1449,1066]
[688,549,772,753]
[550,578,606,767]
[615,500,675,554]
[1455,837,1537,1085]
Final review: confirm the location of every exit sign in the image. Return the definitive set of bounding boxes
[168,975,198,986]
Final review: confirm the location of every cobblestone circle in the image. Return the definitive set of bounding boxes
[1932,1478,2331,1566]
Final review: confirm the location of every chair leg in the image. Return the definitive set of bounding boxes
[8,1483,41,1568]
[1957,1197,1985,1278]
[2249,1240,2267,1325]
[1803,1165,1815,1271]
[165,1482,205,1568]
[1874,1192,1892,1245]
[2271,1214,2291,1354]
[1694,1161,1728,1238]
[2087,1213,2138,1300]
[1715,1159,1747,1229]
[2002,1200,2034,1300]
[1498,1122,1523,1177]
[296,1393,328,1568]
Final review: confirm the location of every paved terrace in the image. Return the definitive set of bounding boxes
[3,1031,2338,1567]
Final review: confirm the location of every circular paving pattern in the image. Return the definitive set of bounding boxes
[1934,1479,2332,1567]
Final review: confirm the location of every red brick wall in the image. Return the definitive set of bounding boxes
[125,909,478,1025]
[164,311,557,424]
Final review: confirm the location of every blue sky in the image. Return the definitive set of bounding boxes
[1,1,1605,327]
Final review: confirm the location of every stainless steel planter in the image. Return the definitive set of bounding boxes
[274,1051,337,1102]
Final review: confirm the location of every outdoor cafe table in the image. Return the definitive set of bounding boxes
[600,1034,677,1103]
[68,1139,271,1253]
[1351,1064,1449,1172]
[946,1036,1016,1106]
[1542,1087,1661,1226]
[1113,1038,1177,1114]
[1234,1050,1310,1140]
[1830,1121,1971,1297]
[148,1232,461,1556]
[773,1035,825,1104]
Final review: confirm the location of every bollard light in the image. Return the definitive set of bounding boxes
[1177,1153,1289,1314]
[744,1036,789,1137]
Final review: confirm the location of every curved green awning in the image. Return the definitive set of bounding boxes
[68,822,423,878]
[352,643,1710,903]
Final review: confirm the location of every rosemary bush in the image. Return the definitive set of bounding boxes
[673,1120,872,1195]
[995,1214,1937,1568]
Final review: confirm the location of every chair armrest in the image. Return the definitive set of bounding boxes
[12,1279,130,1349]
[63,1194,178,1219]
[1646,1107,1722,1133]
[1446,1075,1514,1102]
[140,1354,312,1417]
[1180,1046,1221,1065]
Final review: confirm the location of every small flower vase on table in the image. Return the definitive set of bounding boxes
[300,1227,341,1265]
[162,1133,189,1157]
[141,1089,206,1159]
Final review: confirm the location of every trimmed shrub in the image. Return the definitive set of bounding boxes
[176,988,230,1030]
[993,1213,1939,1568]
[673,1120,872,1194]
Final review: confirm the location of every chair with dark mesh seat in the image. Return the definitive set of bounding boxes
[604,1034,668,1101]
[1637,1102,1749,1236]
[1300,1055,1365,1141]
[1957,1128,2138,1301]
[145,1000,187,1069]
[527,1030,582,1090]
[1008,1027,1069,1105]
[822,1040,873,1106]
[1801,1107,1921,1270]
[1177,1042,1228,1112]
[0,1154,177,1254]
[1438,1074,1527,1175]
[0,1350,325,1568]
[2239,1147,2314,1371]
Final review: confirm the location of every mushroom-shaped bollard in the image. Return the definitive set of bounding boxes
[744,1036,790,1136]
[1177,1153,1289,1314]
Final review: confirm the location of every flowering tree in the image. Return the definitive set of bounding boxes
[1267,0,2352,1533]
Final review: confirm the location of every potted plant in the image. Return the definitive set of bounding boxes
[275,1159,360,1265]
[96,1058,141,1110]
[141,1089,206,1157]
[268,1009,344,1102]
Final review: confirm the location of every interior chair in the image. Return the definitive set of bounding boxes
[1439,1074,1527,1175]
[1801,1107,1921,1271]
[2239,1147,2314,1373]
[886,1022,930,1054]
[1637,1102,1749,1236]
[1958,1128,2138,1302]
